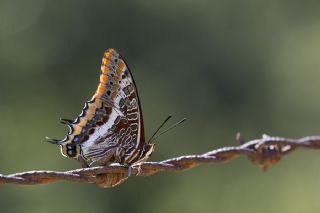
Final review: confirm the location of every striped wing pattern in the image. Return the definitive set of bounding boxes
[47,49,155,167]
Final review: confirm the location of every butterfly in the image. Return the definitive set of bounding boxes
[46,49,157,168]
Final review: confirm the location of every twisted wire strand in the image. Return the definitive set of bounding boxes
[1,134,320,188]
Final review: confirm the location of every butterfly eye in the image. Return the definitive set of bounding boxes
[144,144,150,150]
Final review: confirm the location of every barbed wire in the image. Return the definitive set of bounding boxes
[1,133,320,188]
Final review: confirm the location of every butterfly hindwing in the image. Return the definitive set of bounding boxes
[47,49,149,166]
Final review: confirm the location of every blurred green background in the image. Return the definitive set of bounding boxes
[1,0,320,212]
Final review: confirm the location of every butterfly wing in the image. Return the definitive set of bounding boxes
[81,49,146,165]
[48,49,146,165]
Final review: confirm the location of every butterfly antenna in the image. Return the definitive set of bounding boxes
[147,114,172,143]
[148,117,187,143]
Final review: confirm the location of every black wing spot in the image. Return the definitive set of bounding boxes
[83,135,89,142]
[66,145,77,157]
[96,121,104,126]
[88,128,95,135]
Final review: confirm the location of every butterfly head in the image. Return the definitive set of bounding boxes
[138,143,156,163]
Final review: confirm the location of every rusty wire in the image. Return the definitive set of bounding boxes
[1,134,320,188]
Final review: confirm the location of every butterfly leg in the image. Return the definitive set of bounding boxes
[77,155,89,168]
[128,165,133,177]
[133,163,143,176]
[115,146,134,176]
[126,164,143,176]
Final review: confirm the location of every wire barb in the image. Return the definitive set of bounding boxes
[1,134,320,188]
